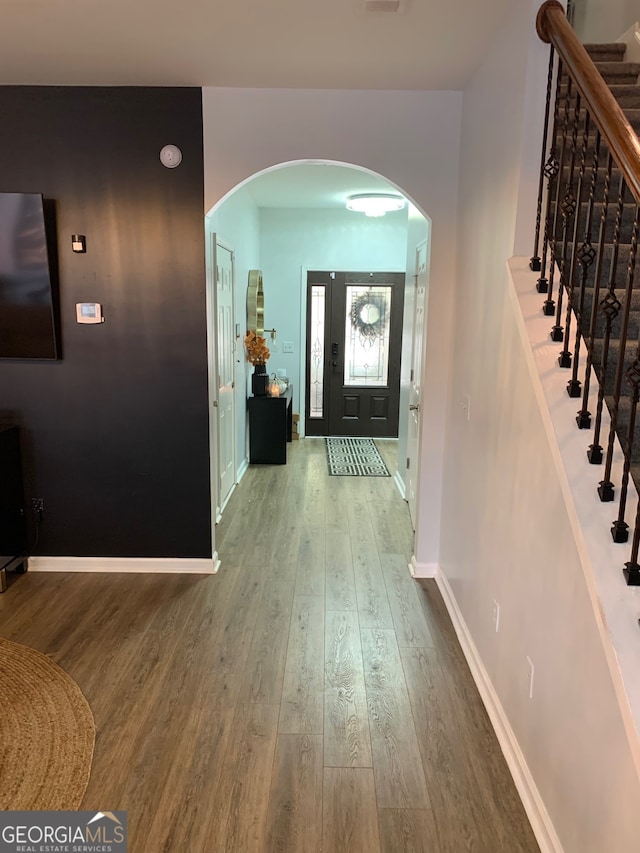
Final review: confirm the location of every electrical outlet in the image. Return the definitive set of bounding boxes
[492,599,500,633]
[527,656,535,699]
[31,497,44,522]
[282,341,294,354]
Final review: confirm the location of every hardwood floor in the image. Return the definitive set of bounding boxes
[0,438,539,852]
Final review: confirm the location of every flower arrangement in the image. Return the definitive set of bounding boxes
[244,330,270,365]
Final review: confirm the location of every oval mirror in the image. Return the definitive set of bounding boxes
[247,270,265,336]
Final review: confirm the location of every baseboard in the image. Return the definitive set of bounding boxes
[217,459,248,525]
[408,556,438,578]
[236,457,249,483]
[217,484,235,524]
[28,556,218,574]
[393,469,406,500]
[435,567,563,853]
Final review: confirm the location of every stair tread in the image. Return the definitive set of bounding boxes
[608,84,640,96]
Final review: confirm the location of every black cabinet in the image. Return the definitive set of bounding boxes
[248,386,293,465]
[0,426,27,592]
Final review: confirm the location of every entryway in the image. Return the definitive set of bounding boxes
[205,160,431,568]
[305,271,405,438]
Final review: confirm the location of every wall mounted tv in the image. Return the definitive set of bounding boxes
[0,192,60,360]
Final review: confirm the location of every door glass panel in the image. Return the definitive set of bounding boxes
[309,284,326,418]
[344,284,391,387]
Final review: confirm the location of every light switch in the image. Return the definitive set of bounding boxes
[282,341,294,354]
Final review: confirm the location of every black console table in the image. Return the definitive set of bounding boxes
[0,426,27,592]
[248,385,293,465]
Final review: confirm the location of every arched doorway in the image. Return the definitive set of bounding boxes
[205,159,431,567]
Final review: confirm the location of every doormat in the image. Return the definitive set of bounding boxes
[325,437,390,477]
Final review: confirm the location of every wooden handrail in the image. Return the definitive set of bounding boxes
[537,0,640,204]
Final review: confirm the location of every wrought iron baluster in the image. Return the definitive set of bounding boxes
[605,206,640,536]
[568,119,599,398]
[553,91,582,346]
[596,177,630,502]
[581,145,611,433]
[531,47,557,272]
[537,59,564,295]
[543,72,573,317]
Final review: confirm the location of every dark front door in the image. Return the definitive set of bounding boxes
[305,271,405,437]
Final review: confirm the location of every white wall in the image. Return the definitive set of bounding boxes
[441,1,640,849]
[203,87,463,565]
[206,185,261,473]
[258,205,409,427]
[573,0,638,41]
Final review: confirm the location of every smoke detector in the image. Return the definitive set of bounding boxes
[364,0,402,11]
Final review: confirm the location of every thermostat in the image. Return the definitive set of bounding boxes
[76,303,104,324]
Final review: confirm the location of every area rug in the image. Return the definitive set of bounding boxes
[0,636,95,810]
[325,437,391,477]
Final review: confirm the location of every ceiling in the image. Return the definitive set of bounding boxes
[243,163,406,210]
[0,0,511,89]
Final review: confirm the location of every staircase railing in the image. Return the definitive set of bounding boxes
[566,0,575,27]
[533,0,640,585]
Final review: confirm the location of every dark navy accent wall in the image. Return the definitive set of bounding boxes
[0,87,211,558]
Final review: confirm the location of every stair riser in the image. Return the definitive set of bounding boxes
[584,44,627,63]
[558,70,640,90]
[553,144,634,196]
[561,61,640,83]
[554,113,640,138]
[577,287,640,315]
[572,299,640,343]
[559,90,640,110]
[593,62,640,85]
[560,167,623,198]
[591,341,640,401]
[551,202,639,244]
[558,244,635,290]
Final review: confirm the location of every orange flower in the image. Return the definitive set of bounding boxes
[244,331,270,365]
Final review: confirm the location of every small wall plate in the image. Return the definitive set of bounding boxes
[76,303,104,324]
[159,144,182,169]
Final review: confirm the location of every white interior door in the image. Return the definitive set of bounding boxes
[407,241,428,527]
[214,238,236,515]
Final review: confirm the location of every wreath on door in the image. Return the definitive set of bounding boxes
[350,291,387,347]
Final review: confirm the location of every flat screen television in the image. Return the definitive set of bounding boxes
[0,192,60,360]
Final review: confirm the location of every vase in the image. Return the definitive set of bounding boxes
[251,363,269,396]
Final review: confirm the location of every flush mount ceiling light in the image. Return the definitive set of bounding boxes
[346,193,406,217]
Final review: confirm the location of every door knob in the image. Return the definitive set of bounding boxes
[409,403,420,411]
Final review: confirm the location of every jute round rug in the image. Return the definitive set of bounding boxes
[0,636,95,810]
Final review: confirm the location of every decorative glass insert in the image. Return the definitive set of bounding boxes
[344,285,391,387]
[309,285,326,418]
